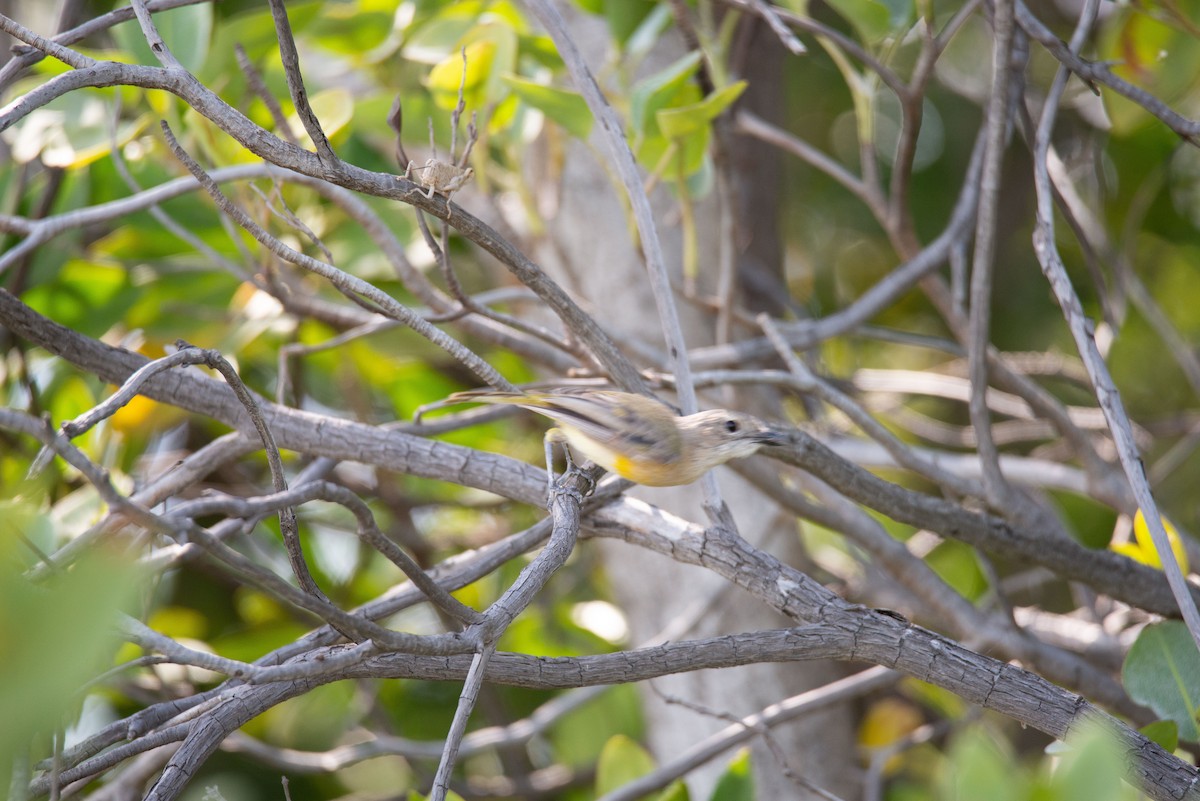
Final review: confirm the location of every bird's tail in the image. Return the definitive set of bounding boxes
[445,389,531,405]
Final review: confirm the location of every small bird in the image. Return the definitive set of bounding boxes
[445,387,786,488]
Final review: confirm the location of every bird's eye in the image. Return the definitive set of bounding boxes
[724,419,739,433]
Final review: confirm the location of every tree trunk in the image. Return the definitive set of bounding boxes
[523,7,859,797]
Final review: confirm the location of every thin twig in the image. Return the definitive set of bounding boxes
[173,482,484,626]
[429,643,497,801]
[758,314,984,497]
[0,14,637,388]
[966,0,1019,509]
[517,5,686,401]
[235,43,297,146]
[156,121,514,391]
[745,0,807,55]
[128,0,183,70]
[597,668,895,801]
[265,0,336,161]
[1015,0,1200,144]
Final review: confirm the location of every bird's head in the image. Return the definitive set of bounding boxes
[680,410,787,465]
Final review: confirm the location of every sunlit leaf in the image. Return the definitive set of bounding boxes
[424,21,518,111]
[2,90,152,168]
[428,40,496,95]
[285,88,356,144]
[109,393,185,436]
[1110,509,1189,573]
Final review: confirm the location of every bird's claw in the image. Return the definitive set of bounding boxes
[545,464,595,509]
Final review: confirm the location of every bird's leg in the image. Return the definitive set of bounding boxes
[543,428,594,508]
[543,427,569,504]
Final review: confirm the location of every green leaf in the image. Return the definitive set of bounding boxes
[502,75,594,139]
[207,3,321,69]
[924,540,988,601]
[629,51,702,135]
[596,734,656,796]
[111,3,212,73]
[624,3,674,58]
[263,682,356,750]
[604,0,658,46]
[638,127,711,181]
[305,7,393,55]
[654,780,690,801]
[657,81,747,139]
[429,39,495,94]
[518,33,565,69]
[549,685,642,767]
[820,0,893,43]
[708,748,754,801]
[23,260,136,340]
[1122,621,1200,740]
[1140,719,1179,752]
[878,0,917,31]
[404,15,480,64]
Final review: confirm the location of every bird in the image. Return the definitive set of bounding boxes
[445,387,786,488]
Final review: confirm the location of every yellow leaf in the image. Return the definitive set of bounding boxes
[1133,508,1189,574]
[428,40,495,96]
[858,697,922,774]
[110,393,169,434]
[1111,540,1153,566]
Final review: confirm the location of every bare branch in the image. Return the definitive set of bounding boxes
[265,0,336,161]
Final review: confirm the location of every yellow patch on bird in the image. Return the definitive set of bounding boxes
[611,453,637,481]
[609,454,686,486]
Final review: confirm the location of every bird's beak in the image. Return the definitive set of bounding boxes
[754,426,789,447]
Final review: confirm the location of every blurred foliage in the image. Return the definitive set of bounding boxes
[3,0,1200,798]
[938,720,1141,801]
[1123,621,1200,742]
[0,526,145,793]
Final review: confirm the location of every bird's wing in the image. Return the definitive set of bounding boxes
[447,389,682,456]
[527,391,683,456]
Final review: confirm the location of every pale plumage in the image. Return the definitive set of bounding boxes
[447,388,784,486]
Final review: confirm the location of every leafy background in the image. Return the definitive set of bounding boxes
[4,0,1200,798]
